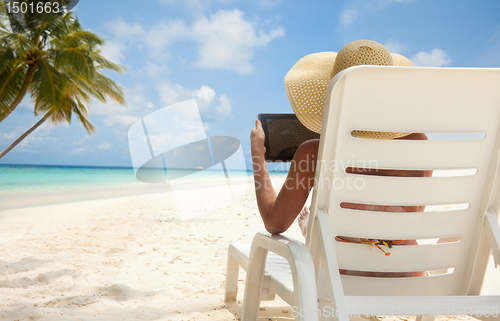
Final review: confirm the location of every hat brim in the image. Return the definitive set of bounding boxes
[285,48,415,136]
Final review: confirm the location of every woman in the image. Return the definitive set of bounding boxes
[251,40,432,276]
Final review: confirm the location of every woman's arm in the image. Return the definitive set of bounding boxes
[251,120,319,234]
[250,120,277,231]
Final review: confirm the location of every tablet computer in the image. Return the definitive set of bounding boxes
[258,113,320,162]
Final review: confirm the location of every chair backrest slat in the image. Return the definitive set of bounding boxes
[335,241,466,272]
[339,139,489,169]
[331,175,480,205]
[333,209,473,240]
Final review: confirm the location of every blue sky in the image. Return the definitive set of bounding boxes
[1,0,499,169]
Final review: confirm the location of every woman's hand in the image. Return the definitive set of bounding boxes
[250,119,266,155]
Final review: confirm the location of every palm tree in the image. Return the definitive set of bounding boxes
[0,1,125,159]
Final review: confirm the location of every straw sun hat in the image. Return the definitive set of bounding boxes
[284,39,414,139]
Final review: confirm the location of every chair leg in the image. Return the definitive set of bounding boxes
[415,316,435,321]
[225,253,239,302]
[241,247,268,321]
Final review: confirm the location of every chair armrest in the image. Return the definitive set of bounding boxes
[249,231,315,267]
[244,231,319,321]
[485,210,500,267]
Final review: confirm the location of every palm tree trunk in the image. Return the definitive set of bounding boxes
[0,111,52,160]
[0,64,36,123]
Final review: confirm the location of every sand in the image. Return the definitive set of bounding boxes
[0,177,497,320]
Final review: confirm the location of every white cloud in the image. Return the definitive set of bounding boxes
[158,83,182,106]
[18,135,42,149]
[104,115,140,127]
[31,122,53,136]
[144,19,188,58]
[90,101,126,116]
[105,18,144,41]
[143,62,170,79]
[157,83,232,123]
[215,94,231,115]
[103,10,285,75]
[384,38,409,54]
[411,49,451,67]
[74,136,89,145]
[90,84,154,129]
[104,18,172,74]
[194,85,216,104]
[15,123,57,152]
[341,9,358,27]
[126,86,155,112]
[192,9,285,74]
[100,40,126,64]
[140,99,207,157]
[3,131,16,140]
[70,147,85,154]
[97,141,111,150]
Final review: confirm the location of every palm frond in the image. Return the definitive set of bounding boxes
[92,72,126,105]
[0,62,28,113]
[0,48,16,74]
[53,47,96,80]
[49,92,72,123]
[70,31,103,47]
[90,52,126,73]
[31,58,65,114]
[0,23,11,34]
[0,33,40,59]
[63,70,126,105]
[73,98,95,133]
[67,80,91,104]
[37,11,71,37]
[57,71,91,104]
[32,15,68,48]
[6,13,26,34]
[66,12,82,31]
[48,93,95,134]
[65,72,107,102]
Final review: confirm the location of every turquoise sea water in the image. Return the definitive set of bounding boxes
[0,164,286,192]
[0,164,139,192]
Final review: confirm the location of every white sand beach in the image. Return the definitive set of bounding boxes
[0,177,498,320]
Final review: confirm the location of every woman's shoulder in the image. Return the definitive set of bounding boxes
[296,139,320,157]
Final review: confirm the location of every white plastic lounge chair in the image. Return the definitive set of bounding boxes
[225,66,500,321]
